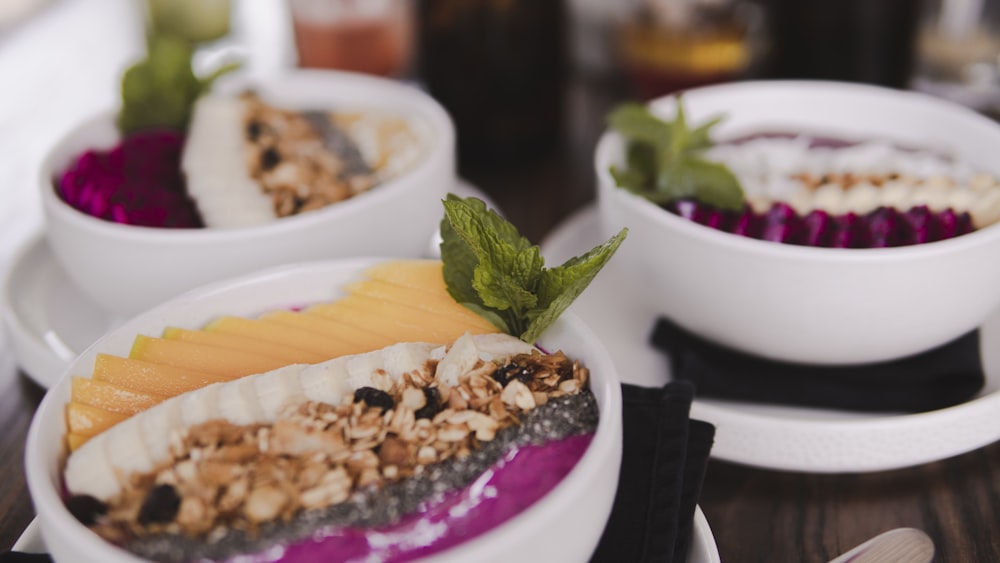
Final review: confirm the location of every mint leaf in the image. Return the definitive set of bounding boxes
[440,195,628,343]
[523,227,628,343]
[607,103,673,149]
[606,98,744,212]
[117,34,239,135]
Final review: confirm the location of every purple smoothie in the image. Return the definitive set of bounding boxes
[239,433,594,563]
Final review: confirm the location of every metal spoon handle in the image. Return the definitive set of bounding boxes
[828,528,935,563]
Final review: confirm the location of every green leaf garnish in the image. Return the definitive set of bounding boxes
[440,194,627,343]
[117,34,239,135]
[607,98,744,211]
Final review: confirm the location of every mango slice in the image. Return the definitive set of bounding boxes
[71,377,165,415]
[162,326,326,364]
[130,335,291,377]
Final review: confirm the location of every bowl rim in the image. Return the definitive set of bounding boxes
[24,257,623,562]
[41,69,455,242]
[595,79,1000,263]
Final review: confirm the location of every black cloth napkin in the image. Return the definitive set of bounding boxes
[0,553,49,562]
[592,381,715,563]
[651,317,985,413]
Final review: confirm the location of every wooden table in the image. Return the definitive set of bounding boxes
[2,71,999,562]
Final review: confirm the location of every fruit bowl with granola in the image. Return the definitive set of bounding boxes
[26,197,628,562]
[41,38,454,317]
[597,80,1000,365]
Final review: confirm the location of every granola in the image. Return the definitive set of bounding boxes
[78,348,591,545]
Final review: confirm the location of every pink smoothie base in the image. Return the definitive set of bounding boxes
[239,433,594,563]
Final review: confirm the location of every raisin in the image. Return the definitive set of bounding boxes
[354,387,395,411]
[137,484,181,525]
[65,494,107,526]
[493,362,534,386]
[260,147,281,171]
[246,121,263,141]
[415,387,442,419]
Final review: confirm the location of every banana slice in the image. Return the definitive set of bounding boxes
[181,95,275,228]
[255,364,308,419]
[103,417,153,484]
[139,399,184,464]
[64,432,119,500]
[217,377,266,426]
[346,351,387,391]
[300,358,352,405]
[180,383,222,427]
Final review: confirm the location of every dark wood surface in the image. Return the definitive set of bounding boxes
[3,71,1000,562]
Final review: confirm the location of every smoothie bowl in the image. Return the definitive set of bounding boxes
[41,67,454,317]
[25,258,622,563]
[25,196,628,562]
[596,80,1000,365]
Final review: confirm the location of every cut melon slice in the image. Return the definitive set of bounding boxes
[259,310,395,351]
[70,377,165,415]
[66,432,90,451]
[129,335,290,377]
[162,326,326,364]
[344,279,496,331]
[203,316,362,359]
[93,354,227,397]
[66,402,128,437]
[363,260,448,295]
[307,296,494,344]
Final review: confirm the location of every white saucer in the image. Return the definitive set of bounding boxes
[542,205,1000,473]
[10,508,720,563]
[1,234,117,388]
[0,180,493,389]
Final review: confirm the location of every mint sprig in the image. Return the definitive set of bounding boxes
[118,35,239,135]
[440,194,627,344]
[607,100,744,211]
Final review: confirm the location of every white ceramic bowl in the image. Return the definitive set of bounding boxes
[41,70,455,317]
[24,258,623,563]
[596,80,1000,365]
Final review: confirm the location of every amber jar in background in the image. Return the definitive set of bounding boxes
[616,0,765,100]
[290,0,415,77]
[416,0,567,169]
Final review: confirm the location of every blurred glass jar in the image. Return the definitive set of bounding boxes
[616,0,765,99]
[145,0,231,44]
[417,0,567,168]
[912,0,1000,115]
[289,0,415,77]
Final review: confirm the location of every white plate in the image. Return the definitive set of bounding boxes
[0,181,490,389]
[10,508,720,563]
[542,205,1000,473]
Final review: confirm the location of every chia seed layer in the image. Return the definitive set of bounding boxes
[124,391,599,562]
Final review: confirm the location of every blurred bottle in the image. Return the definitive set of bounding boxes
[417,0,567,168]
[145,0,232,44]
[912,0,1000,115]
[289,0,415,77]
[616,0,765,99]
[762,0,919,88]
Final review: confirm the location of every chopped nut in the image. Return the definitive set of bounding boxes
[501,380,536,410]
[244,486,289,522]
[379,436,414,467]
[400,387,426,411]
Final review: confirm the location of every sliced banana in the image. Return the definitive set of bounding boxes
[139,399,184,463]
[300,358,352,405]
[64,432,119,500]
[181,95,276,228]
[255,364,308,419]
[217,377,266,426]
